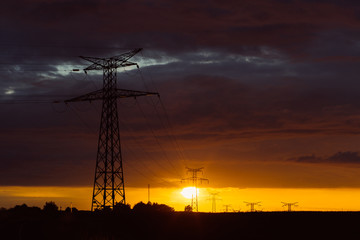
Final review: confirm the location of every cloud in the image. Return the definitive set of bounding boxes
[1,0,359,57]
[155,72,360,140]
[290,151,360,164]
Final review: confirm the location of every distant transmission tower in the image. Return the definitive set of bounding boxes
[223,204,232,213]
[65,48,158,211]
[244,201,261,212]
[281,202,298,212]
[208,192,221,213]
[182,167,208,212]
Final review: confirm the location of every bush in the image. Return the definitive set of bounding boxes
[43,201,59,213]
[113,203,131,214]
[184,205,193,212]
[132,202,174,213]
[65,207,78,213]
[10,204,41,216]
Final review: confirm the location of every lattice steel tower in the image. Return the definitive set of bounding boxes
[281,202,298,212]
[65,48,158,211]
[244,201,261,212]
[182,167,208,212]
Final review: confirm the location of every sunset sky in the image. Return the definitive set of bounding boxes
[2,0,360,212]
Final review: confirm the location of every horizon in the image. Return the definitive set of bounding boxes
[2,186,360,212]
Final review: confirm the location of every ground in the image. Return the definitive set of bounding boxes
[1,210,360,239]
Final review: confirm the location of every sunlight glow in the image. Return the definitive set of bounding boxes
[181,187,199,199]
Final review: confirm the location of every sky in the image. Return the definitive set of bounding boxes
[2,0,360,211]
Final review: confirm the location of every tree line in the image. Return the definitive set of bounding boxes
[0,201,175,215]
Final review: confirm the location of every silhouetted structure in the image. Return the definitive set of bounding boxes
[244,201,261,212]
[182,167,208,212]
[223,204,232,212]
[65,49,158,211]
[208,192,221,213]
[281,202,298,212]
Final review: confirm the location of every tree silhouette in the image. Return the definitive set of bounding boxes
[151,203,174,212]
[10,204,41,216]
[65,207,78,213]
[13,203,28,210]
[132,201,149,212]
[184,205,193,212]
[113,203,131,214]
[133,202,174,213]
[43,201,58,213]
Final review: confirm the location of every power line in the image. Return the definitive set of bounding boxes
[136,51,190,167]
[137,68,188,165]
[0,62,86,66]
[0,94,75,104]
[135,98,182,178]
[118,113,181,183]
[0,43,141,50]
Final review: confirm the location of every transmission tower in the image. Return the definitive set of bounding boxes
[281,202,298,212]
[244,201,261,212]
[65,48,159,211]
[223,204,232,213]
[207,192,221,213]
[182,167,208,212]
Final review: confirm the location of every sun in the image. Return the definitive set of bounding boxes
[181,187,199,199]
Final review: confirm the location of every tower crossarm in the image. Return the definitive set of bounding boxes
[199,178,209,183]
[114,88,159,99]
[186,167,203,172]
[113,48,142,62]
[64,89,103,103]
[80,56,105,71]
[80,48,143,71]
[64,88,159,103]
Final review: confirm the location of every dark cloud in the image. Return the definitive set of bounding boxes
[155,73,360,140]
[290,151,360,164]
[1,0,360,55]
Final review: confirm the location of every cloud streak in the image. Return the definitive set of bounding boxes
[290,151,360,164]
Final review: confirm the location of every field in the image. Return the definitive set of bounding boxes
[1,209,360,239]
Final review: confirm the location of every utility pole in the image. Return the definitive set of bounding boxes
[281,202,298,212]
[182,167,208,212]
[65,48,159,211]
[244,202,261,212]
[148,184,150,204]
